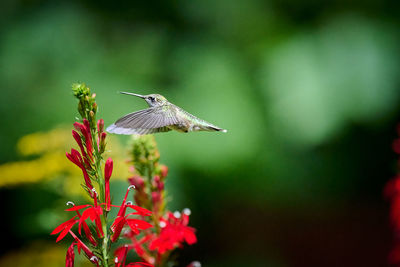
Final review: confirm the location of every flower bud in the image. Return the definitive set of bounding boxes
[152,175,164,191]
[104,158,113,181]
[97,119,104,134]
[92,102,97,113]
[128,175,144,189]
[160,165,168,178]
[152,191,161,204]
[99,132,107,153]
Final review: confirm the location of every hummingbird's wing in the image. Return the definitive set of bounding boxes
[106,106,181,135]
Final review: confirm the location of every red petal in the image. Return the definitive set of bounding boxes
[114,246,128,267]
[111,217,126,242]
[97,119,104,134]
[126,262,154,267]
[72,130,86,155]
[66,205,91,211]
[104,158,113,181]
[79,208,94,235]
[51,216,78,235]
[183,228,197,245]
[95,217,104,238]
[66,242,75,267]
[56,221,77,242]
[81,221,97,246]
[126,204,152,216]
[126,219,152,230]
[105,182,111,211]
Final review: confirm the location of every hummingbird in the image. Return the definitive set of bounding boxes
[106,92,227,135]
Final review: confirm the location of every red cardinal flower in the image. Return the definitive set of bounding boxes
[111,207,152,242]
[111,186,152,242]
[65,201,97,246]
[66,196,104,238]
[51,216,78,242]
[149,210,196,255]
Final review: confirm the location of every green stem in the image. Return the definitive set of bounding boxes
[101,215,110,267]
[91,124,109,267]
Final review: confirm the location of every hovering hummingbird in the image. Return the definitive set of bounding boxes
[106,92,227,135]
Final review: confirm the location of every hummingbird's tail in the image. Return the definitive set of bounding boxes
[206,126,228,133]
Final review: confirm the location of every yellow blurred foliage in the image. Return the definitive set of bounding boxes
[0,126,130,196]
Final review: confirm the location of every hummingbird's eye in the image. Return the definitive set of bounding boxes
[148,97,155,102]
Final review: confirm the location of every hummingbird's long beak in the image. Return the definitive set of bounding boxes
[119,92,145,98]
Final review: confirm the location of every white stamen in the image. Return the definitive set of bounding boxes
[173,211,181,218]
[126,201,133,205]
[90,256,98,262]
[192,261,201,267]
[115,257,119,263]
[66,201,75,206]
[123,229,130,235]
[183,208,191,215]
[128,185,135,190]
[91,188,98,196]
[159,221,166,228]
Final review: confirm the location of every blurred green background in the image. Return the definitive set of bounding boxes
[1,0,400,266]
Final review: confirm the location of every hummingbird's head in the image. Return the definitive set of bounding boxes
[143,94,168,107]
[119,92,168,107]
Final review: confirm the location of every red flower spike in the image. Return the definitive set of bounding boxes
[104,158,113,211]
[66,242,76,267]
